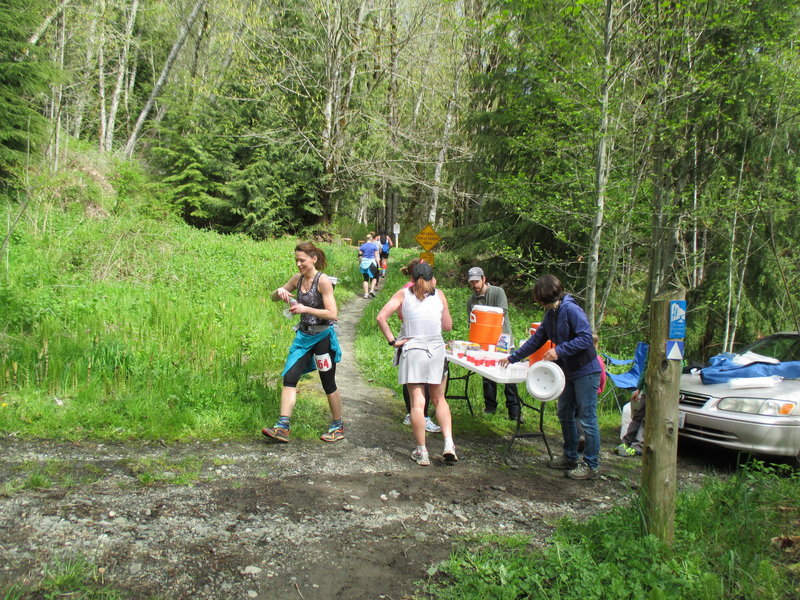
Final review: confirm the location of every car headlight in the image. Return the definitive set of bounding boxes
[717,397,797,416]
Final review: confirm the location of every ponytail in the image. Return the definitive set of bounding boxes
[412,278,435,301]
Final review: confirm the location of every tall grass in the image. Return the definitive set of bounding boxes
[0,175,357,440]
[425,463,800,599]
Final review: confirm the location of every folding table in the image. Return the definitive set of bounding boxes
[445,355,553,462]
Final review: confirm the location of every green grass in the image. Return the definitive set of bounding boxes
[126,454,206,486]
[1,459,108,497]
[2,553,136,600]
[423,462,800,599]
[0,182,359,441]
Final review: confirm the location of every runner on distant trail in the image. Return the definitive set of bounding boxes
[262,241,344,444]
[376,262,457,466]
[378,231,393,277]
[358,234,380,298]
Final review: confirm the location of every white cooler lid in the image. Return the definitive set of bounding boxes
[471,304,504,313]
[525,361,565,402]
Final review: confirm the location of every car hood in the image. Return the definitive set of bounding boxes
[680,372,800,401]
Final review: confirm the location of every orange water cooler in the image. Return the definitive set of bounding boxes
[468,305,504,350]
[528,322,555,364]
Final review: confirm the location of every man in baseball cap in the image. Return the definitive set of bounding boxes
[466,266,522,421]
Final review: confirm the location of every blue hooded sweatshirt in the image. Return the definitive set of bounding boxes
[509,294,599,380]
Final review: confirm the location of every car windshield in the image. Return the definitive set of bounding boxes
[740,334,800,362]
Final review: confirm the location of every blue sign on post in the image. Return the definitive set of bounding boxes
[666,340,684,361]
[669,300,686,339]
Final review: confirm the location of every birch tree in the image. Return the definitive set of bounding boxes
[103,0,139,151]
[124,0,206,157]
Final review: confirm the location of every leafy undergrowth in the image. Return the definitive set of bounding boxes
[424,462,800,600]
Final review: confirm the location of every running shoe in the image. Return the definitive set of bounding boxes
[411,448,430,466]
[262,426,290,443]
[565,463,600,480]
[443,443,458,463]
[320,425,345,442]
[616,443,641,457]
[425,417,442,433]
[547,455,578,470]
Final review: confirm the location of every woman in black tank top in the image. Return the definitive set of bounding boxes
[262,242,345,444]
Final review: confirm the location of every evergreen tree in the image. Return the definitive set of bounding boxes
[0,1,55,186]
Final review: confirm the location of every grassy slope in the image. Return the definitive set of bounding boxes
[0,163,359,440]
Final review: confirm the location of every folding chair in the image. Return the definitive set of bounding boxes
[606,342,649,411]
[602,354,634,368]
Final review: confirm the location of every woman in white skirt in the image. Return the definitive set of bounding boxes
[376,262,456,466]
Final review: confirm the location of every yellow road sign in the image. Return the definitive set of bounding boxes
[420,251,435,266]
[415,224,440,251]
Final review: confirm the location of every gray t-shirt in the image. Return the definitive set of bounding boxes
[467,283,512,336]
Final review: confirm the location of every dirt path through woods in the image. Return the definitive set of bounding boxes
[0,294,712,599]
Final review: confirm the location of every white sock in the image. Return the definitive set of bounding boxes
[443,437,454,448]
[416,445,427,453]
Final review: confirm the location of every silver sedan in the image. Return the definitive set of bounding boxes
[678,332,800,459]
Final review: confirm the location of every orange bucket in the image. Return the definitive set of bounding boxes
[469,305,504,350]
[528,322,555,365]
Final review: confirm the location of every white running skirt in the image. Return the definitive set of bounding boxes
[398,336,446,385]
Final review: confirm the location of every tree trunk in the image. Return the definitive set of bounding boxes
[187,6,209,105]
[97,0,108,152]
[124,0,206,158]
[28,0,70,45]
[586,0,614,330]
[722,210,738,352]
[641,288,684,545]
[730,221,754,351]
[428,90,456,224]
[383,0,399,230]
[48,11,67,172]
[71,5,101,138]
[104,0,139,152]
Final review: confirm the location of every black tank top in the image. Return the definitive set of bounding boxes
[297,272,329,327]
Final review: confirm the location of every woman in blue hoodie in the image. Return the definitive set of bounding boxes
[500,275,601,480]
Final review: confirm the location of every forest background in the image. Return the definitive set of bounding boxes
[3,0,800,368]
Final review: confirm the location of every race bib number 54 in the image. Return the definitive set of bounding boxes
[315,353,333,372]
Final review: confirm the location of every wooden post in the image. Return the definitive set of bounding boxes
[641,288,685,545]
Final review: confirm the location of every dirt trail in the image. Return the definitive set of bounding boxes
[0,295,711,600]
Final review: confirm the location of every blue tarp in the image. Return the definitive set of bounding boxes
[700,353,800,385]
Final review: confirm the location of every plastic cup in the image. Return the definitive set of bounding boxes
[284,298,298,319]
